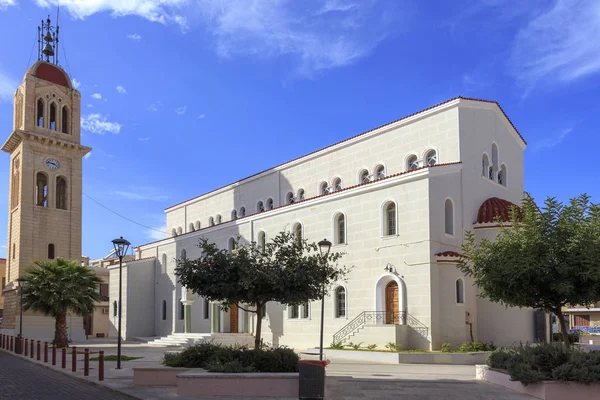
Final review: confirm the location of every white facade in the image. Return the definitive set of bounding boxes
[117,97,536,350]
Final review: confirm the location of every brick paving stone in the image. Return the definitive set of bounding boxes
[0,351,133,400]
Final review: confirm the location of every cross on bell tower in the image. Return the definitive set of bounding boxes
[38,16,60,64]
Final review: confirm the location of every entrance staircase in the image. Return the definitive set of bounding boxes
[135,333,255,348]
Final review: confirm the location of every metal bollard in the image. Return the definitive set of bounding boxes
[72,346,77,372]
[61,347,66,369]
[52,345,57,366]
[98,351,104,381]
[37,341,41,360]
[84,348,89,376]
[44,342,48,363]
[30,339,34,359]
[24,338,28,357]
[1,334,4,349]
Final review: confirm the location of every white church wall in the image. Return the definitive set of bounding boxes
[125,259,155,339]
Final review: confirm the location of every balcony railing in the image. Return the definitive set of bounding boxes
[332,311,428,344]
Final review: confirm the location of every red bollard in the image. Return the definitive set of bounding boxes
[61,347,66,369]
[30,339,34,359]
[37,341,41,360]
[52,345,56,365]
[1,334,4,349]
[9,336,13,352]
[24,339,28,356]
[84,348,89,376]
[44,342,48,363]
[71,346,77,372]
[98,351,104,381]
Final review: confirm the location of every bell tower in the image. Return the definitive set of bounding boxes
[0,16,91,336]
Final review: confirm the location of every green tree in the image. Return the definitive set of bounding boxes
[458,194,600,345]
[20,259,102,348]
[176,231,350,350]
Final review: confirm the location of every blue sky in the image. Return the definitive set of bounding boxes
[0,0,599,259]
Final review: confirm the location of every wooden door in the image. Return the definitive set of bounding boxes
[385,281,399,324]
[230,304,239,333]
[574,314,590,327]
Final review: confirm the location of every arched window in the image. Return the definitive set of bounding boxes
[61,106,69,134]
[384,202,397,236]
[239,207,246,217]
[179,298,184,320]
[498,164,507,186]
[181,249,187,260]
[258,231,266,251]
[161,300,167,320]
[49,102,57,130]
[171,228,177,237]
[320,182,329,195]
[456,278,464,304]
[37,99,44,127]
[445,199,454,235]
[228,237,236,253]
[231,209,237,220]
[161,254,167,274]
[113,300,118,317]
[332,177,342,191]
[407,155,418,171]
[335,286,346,318]
[425,150,437,166]
[257,201,264,213]
[266,198,274,210]
[215,215,222,224]
[209,217,214,226]
[36,172,48,207]
[297,189,305,201]
[56,176,67,210]
[482,154,490,177]
[359,169,370,184]
[293,223,302,246]
[203,298,210,319]
[286,192,295,204]
[177,226,183,235]
[375,165,386,179]
[334,213,346,244]
[48,243,55,259]
[189,223,195,232]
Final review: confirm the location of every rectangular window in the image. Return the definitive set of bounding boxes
[99,283,109,300]
[302,303,309,319]
[203,299,210,319]
[290,305,299,319]
[574,315,590,327]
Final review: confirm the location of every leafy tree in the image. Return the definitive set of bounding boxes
[20,259,103,348]
[176,231,350,350]
[458,194,600,345]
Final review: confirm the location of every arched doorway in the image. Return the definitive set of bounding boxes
[385,281,399,324]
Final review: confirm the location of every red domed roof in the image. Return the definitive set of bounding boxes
[477,197,520,224]
[25,61,71,88]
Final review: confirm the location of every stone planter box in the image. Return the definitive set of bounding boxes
[307,348,490,365]
[476,365,600,400]
[177,369,299,398]
[133,367,190,387]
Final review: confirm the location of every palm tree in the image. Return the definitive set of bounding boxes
[20,259,102,348]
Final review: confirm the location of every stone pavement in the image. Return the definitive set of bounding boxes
[0,340,533,399]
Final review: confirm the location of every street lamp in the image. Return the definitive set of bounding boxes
[317,238,332,361]
[112,236,130,370]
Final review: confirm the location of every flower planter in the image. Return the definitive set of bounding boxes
[476,365,600,400]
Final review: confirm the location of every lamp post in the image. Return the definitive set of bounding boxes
[111,236,130,370]
[317,239,332,361]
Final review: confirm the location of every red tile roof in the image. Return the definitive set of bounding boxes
[26,61,72,88]
[166,96,525,211]
[476,197,521,224]
[435,251,463,257]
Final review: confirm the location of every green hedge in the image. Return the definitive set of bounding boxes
[163,343,299,373]
[486,343,600,385]
[552,332,580,344]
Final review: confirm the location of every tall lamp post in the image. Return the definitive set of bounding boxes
[112,236,130,370]
[317,239,332,361]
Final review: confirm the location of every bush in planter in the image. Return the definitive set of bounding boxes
[552,331,579,344]
[441,342,452,353]
[457,341,496,352]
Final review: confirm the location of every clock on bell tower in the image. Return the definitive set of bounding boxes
[0,16,91,334]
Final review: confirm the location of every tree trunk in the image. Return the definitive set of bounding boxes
[555,309,570,346]
[254,303,263,350]
[54,312,69,348]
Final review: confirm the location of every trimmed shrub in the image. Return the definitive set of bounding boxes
[162,343,299,373]
[457,341,496,352]
[441,342,452,353]
[552,332,579,344]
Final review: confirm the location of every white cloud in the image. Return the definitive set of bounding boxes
[72,78,81,89]
[534,127,573,151]
[198,113,205,119]
[148,102,160,112]
[138,137,150,141]
[112,188,168,202]
[87,104,94,108]
[116,85,127,94]
[91,93,102,100]
[83,152,92,160]
[81,114,122,134]
[127,33,142,41]
[0,0,15,10]
[511,1,600,94]
[175,106,187,115]
[0,67,17,103]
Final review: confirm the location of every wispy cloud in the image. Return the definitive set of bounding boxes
[0,0,15,10]
[138,137,150,141]
[81,114,122,134]
[112,188,168,202]
[534,127,574,151]
[87,104,94,108]
[83,152,92,160]
[175,106,187,115]
[91,93,102,100]
[116,85,127,94]
[198,113,205,119]
[144,213,167,240]
[510,1,600,95]
[0,67,17,103]
[72,78,81,89]
[148,101,160,112]
[127,33,142,41]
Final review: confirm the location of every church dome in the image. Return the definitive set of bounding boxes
[25,61,72,88]
[476,197,520,224]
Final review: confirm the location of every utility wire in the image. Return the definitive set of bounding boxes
[83,192,168,235]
